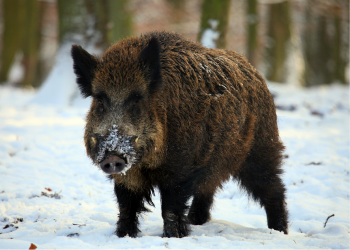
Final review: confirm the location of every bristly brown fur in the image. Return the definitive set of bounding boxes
[71,31,288,238]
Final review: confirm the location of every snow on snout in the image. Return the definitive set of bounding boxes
[96,125,136,174]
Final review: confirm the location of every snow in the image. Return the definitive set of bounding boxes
[7,52,25,85]
[0,81,349,249]
[30,42,99,108]
[29,43,80,107]
[200,19,220,49]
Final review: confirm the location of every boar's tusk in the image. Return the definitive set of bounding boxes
[91,137,97,147]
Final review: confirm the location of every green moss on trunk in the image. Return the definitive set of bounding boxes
[0,0,22,83]
[21,0,42,88]
[247,0,259,67]
[332,7,347,84]
[108,0,133,44]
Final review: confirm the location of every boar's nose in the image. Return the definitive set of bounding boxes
[100,155,126,174]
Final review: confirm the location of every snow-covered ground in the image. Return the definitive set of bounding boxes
[0,82,349,249]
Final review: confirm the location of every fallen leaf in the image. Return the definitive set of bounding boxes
[29,243,37,250]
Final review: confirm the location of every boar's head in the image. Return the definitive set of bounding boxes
[71,37,165,175]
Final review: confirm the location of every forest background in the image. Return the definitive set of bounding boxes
[0,0,349,90]
[0,1,349,248]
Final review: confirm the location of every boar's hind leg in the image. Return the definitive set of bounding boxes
[114,183,153,237]
[187,190,214,225]
[159,182,193,238]
[237,147,289,234]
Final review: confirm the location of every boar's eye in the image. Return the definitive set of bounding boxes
[96,98,104,112]
[128,94,143,115]
[132,96,141,111]
[93,92,109,113]
[133,99,140,106]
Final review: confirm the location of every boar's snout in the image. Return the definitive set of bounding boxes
[100,155,126,174]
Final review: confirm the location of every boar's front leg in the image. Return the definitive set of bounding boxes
[114,182,151,237]
[159,181,193,238]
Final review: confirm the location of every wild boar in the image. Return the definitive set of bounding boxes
[71,31,288,238]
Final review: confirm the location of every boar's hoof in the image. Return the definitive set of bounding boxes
[116,219,139,238]
[187,210,210,225]
[100,155,126,174]
[163,213,190,238]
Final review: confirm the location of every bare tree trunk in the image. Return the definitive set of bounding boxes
[198,0,231,49]
[0,0,22,83]
[301,0,349,86]
[332,4,348,84]
[265,0,291,83]
[314,13,332,84]
[247,0,259,67]
[34,1,57,88]
[58,0,133,48]
[108,0,133,44]
[58,0,89,45]
[21,0,42,88]
[342,0,349,84]
[0,0,43,87]
[302,0,315,87]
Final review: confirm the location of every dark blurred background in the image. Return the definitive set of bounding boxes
[0,0,348,89]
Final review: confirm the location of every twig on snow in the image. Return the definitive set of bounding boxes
[324,214,335,228]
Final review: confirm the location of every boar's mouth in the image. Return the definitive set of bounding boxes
[98,150,136,175]
[99,152,128,174]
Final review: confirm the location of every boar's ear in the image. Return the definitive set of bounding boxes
[139,37,162,95]
[71,45,99,98]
